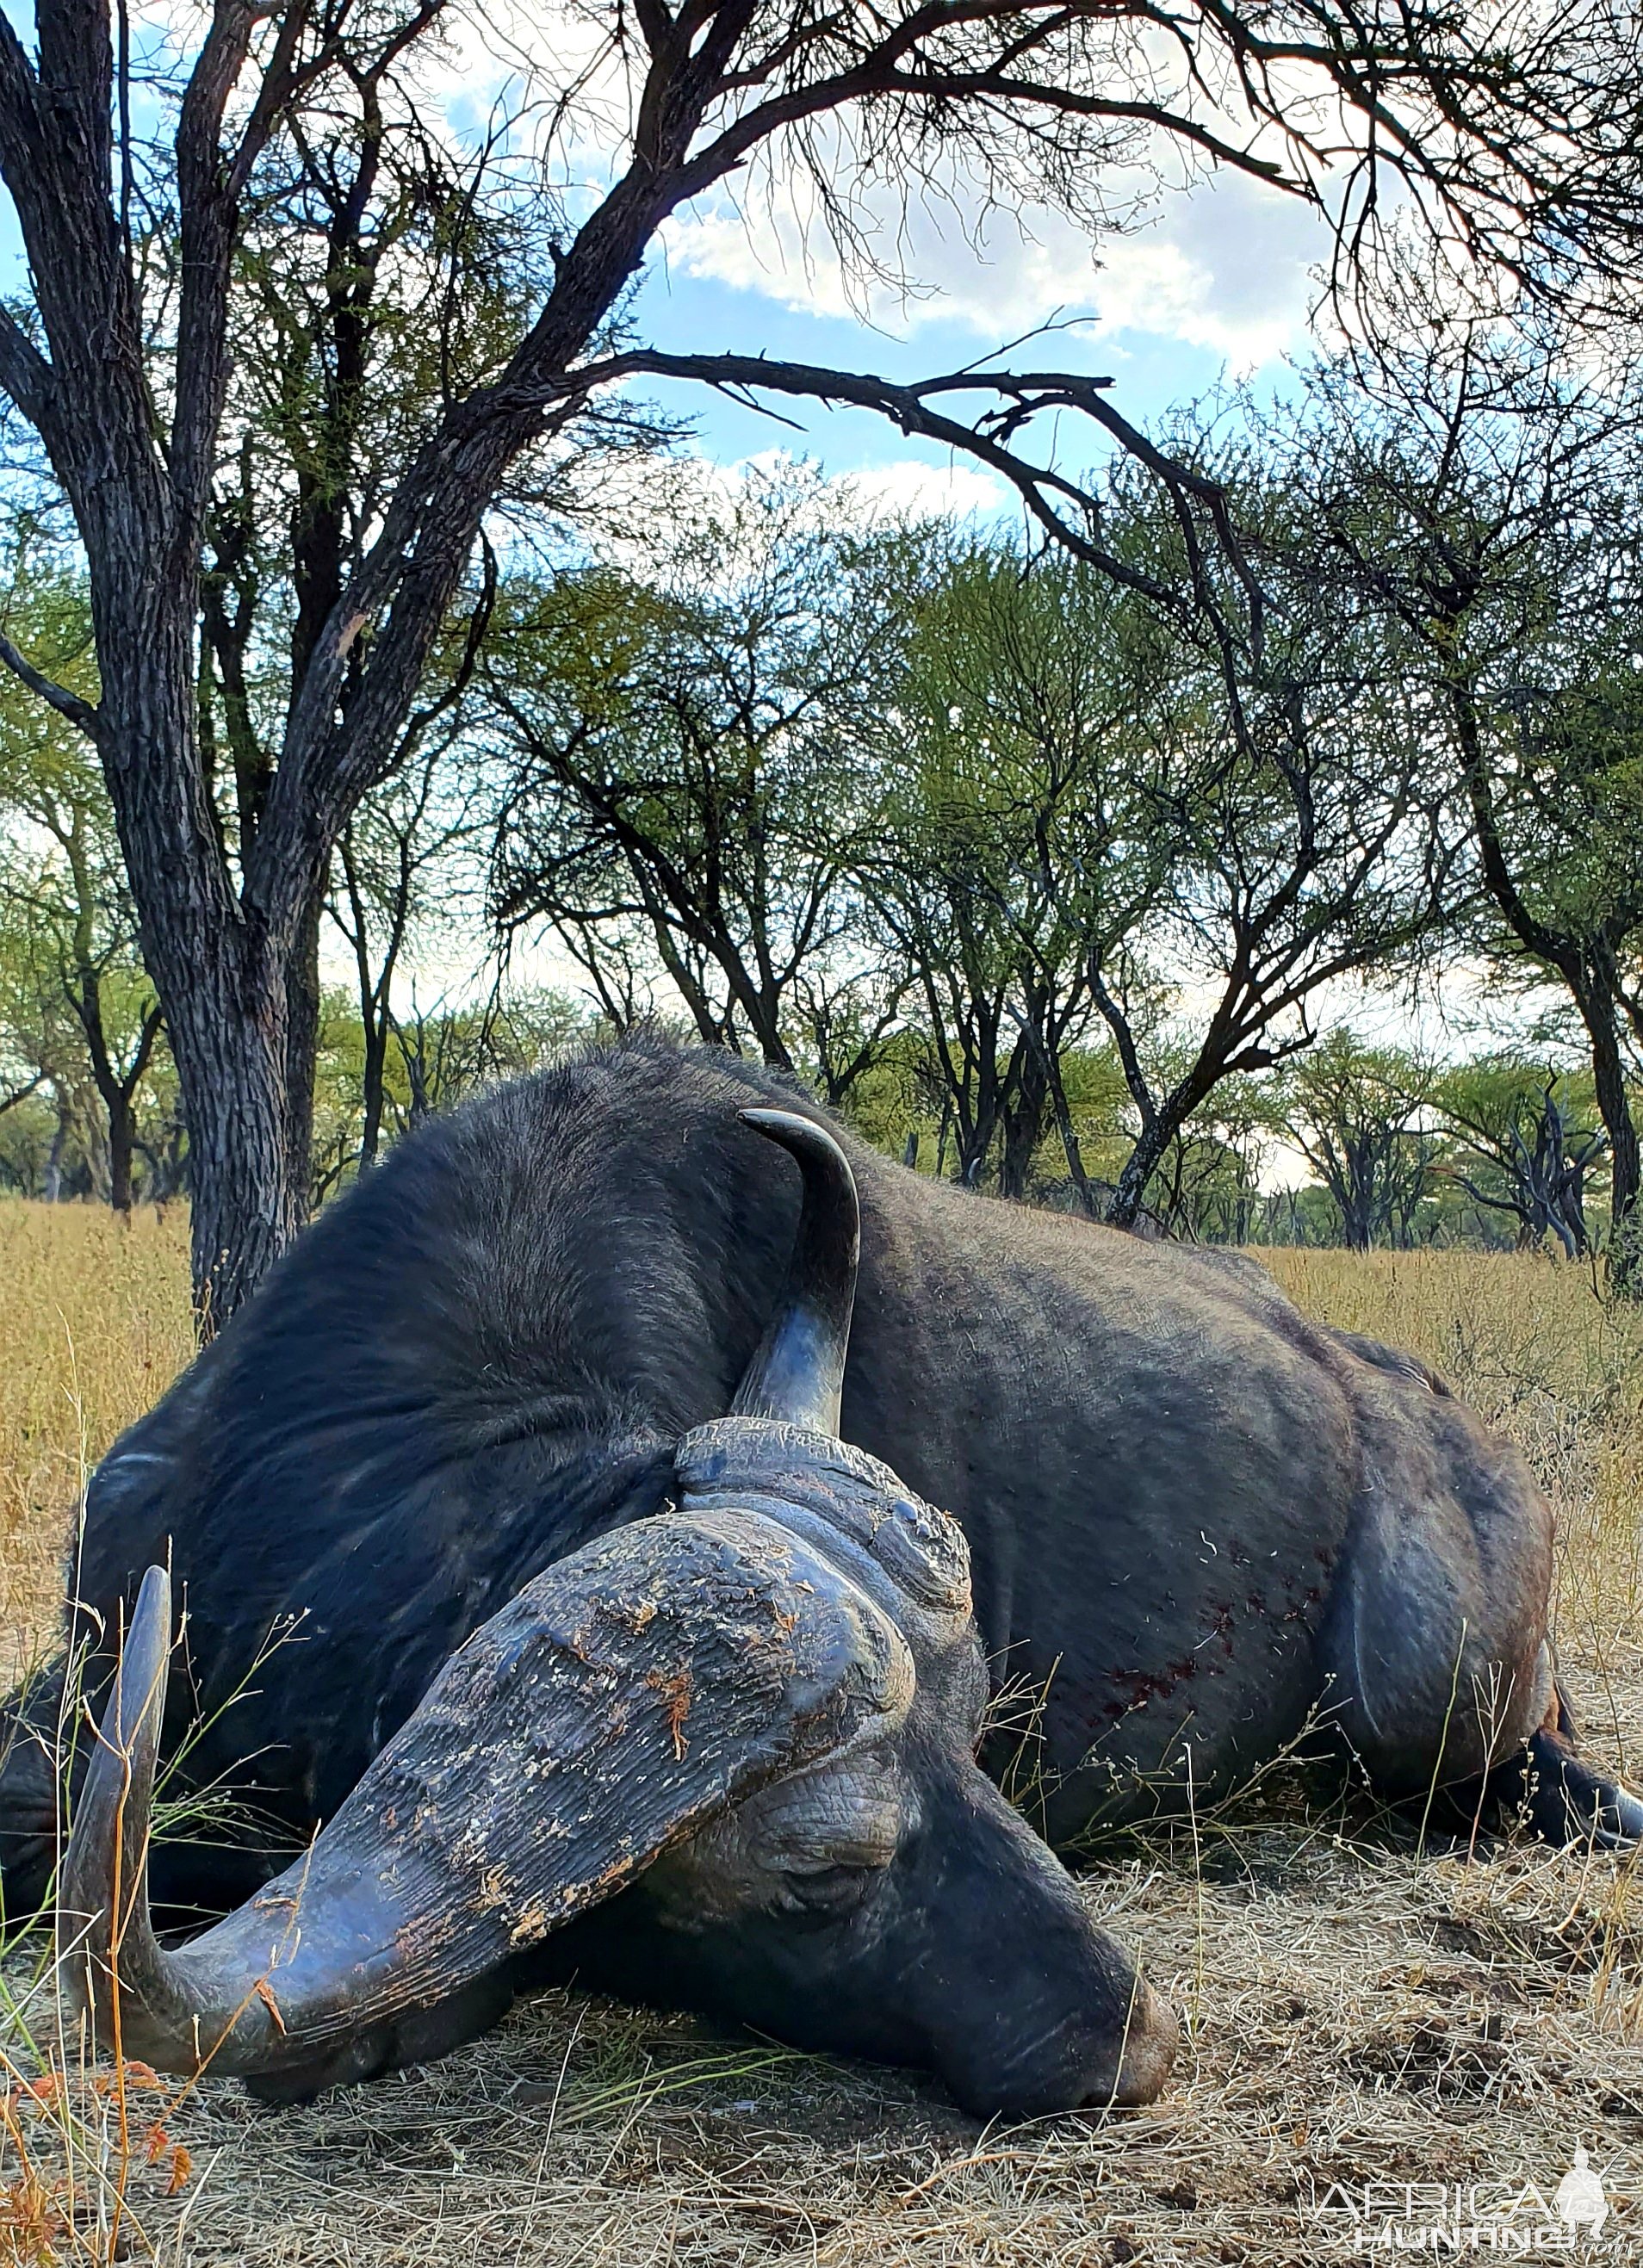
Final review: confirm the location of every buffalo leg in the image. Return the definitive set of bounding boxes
[1322,1352,1642,1847]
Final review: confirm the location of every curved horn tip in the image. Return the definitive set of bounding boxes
[736,1110,859,1235]
[737,1105,848,1165]
[731,1106,859,1437]
[57,1563,173,2017]
[115,1565,174,1742]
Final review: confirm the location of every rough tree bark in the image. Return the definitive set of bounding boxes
[0,0,1204,1318]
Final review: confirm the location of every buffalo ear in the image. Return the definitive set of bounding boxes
[59,1515,914,2080]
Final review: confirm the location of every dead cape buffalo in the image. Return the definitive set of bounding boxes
[3,1044,1638,2120]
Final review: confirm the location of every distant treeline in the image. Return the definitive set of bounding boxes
[0,974,1611,1261]
[3,384,1640,1272]
[1,0,1640,1326]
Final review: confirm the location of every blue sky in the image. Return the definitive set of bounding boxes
[618,159,1331,511]
[631,272,1231,497]
[3,8,1466,1079]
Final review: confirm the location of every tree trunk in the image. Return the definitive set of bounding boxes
[1046,1063,1097,1218]
[997,1042,1049,1202]
[43,1095,69,1202]
[92,567,305,1324]
[1578,976,1641,1293]
[155,941,295,1323]
[956,1095,996,1187]
[360,1015,388,1168]
[284,893,322,1211]
[1336,1143,1375,1251]
[107,1089,135,1214]
[1107,1110,1175,1228]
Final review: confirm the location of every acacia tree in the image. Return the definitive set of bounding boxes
[0,570,166,1209]
[0,0,1639,1317]
[332,711,493,1175]
[1061,458,1456,1228]
[0,827,164,1213]
[865,542,1164,1199]
[1296,321,1643,1286]
[1276,1032,1438,1250]
[485,468,906,1081]
[1432,1057,1605,1258]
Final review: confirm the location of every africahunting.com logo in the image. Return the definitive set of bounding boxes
[1304,2148,1622,2255]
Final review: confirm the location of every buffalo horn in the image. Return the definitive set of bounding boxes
[58,1515,912,2085]
[731,1108,859,1436]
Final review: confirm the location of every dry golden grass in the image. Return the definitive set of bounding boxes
[0,1203,192,1685]
[1,1217,1640,2265]
[1260,1248,1643,1773]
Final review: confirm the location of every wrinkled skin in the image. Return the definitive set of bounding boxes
[4,1044,1635,2115]
[51,1425,1176,2117]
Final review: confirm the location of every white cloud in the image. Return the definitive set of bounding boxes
[693,448,1009,531]
[666,159,1334,374]
[665,161,1331,373]
[823,459,1009,522]
[589,449,1008,562]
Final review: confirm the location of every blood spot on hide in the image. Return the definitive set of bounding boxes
[1205,1601,1237,1658]
[1102,1663,1192,1714]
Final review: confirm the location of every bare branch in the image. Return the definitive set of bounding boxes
[0,629,102,740]
[544,350,1237,613]
[0,1071,46,1117]
[0,302,59,441]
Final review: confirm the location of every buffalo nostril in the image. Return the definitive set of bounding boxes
[1089,1980,1178,2110]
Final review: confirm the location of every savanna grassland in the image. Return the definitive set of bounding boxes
[1,1206,1640,2266]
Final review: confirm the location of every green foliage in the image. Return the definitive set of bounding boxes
[861,540,1167,1193]
[1,327,1641,1252]
[1268,1033,1440,1252]
[483,462,914,1081]
[1429,1055,1607,1256]
[1278,321,1643,1286]
[308,983,604,1199]
[0,567,177,1203]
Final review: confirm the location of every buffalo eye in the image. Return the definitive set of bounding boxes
[770,1862,884,1919]
[750,1755,910,1898]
